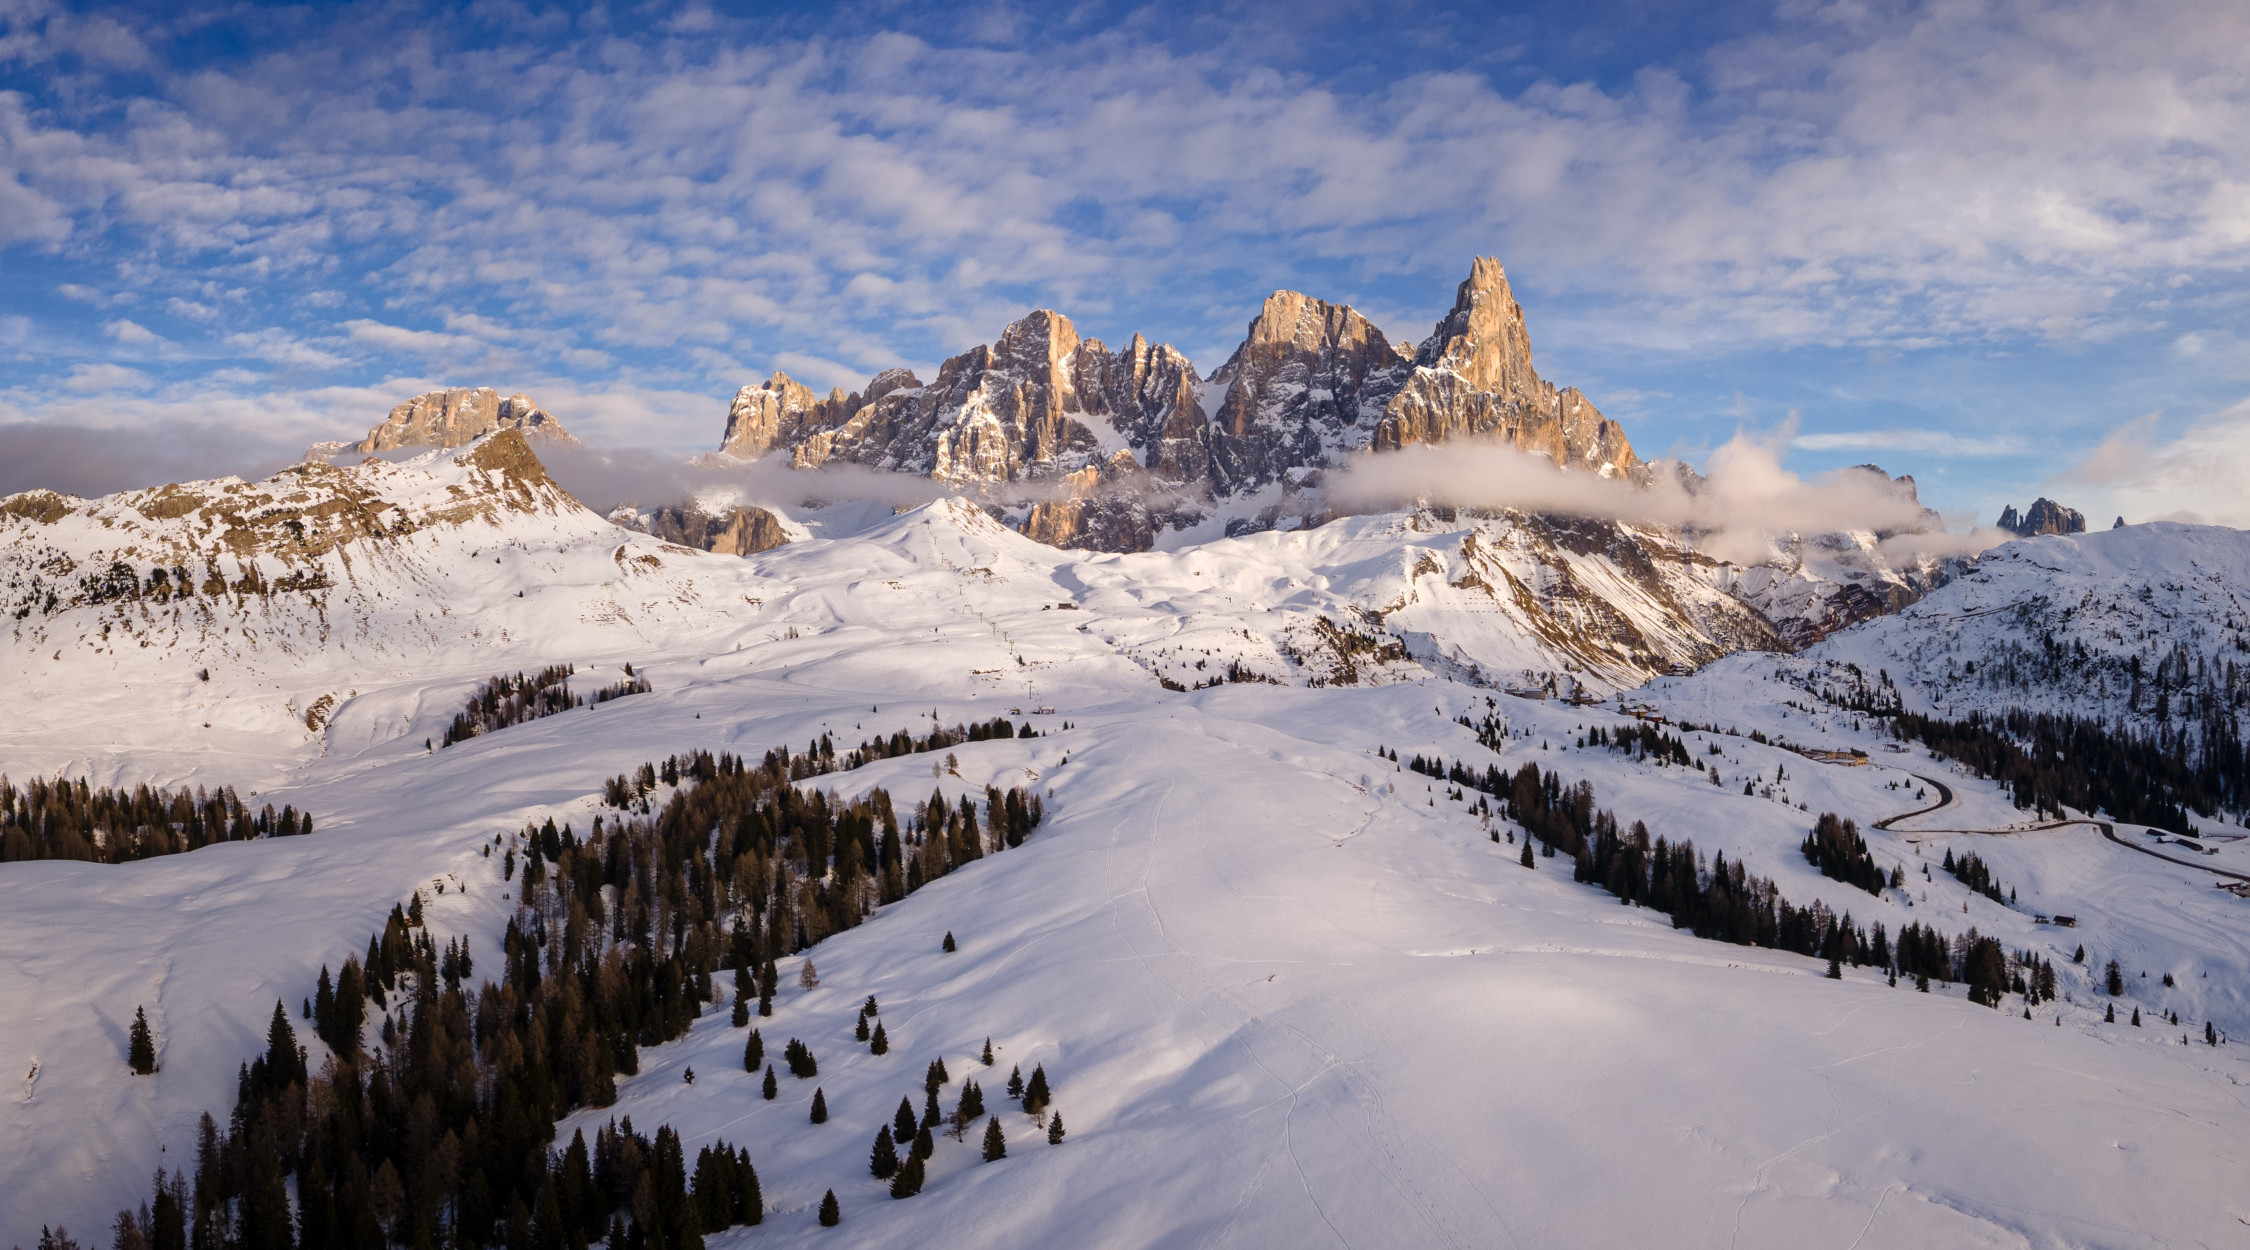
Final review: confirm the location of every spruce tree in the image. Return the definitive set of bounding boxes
[818,1190,839,1227]
[1047,1111,1065,1145]
[810,1088,828,1124]
[744,1029,763,1072]
[1521,841,1534,869]
[983,1116,1007,1161]
[894,1097,918,1145]
[2131,1007,2141,1026]
[732,967,751,1028]
[1006,1065,1023,1100]
[870,1022,889,1055]
[855,1014,870,1042]
[128,1006,156,1075]
[762,1065,778,1100]
[869,1126,898,1179]
[2105,1003,2115,1023]
[1023,1063,1050,1114]
[2105,959,2125,996]
[912,1125,934,1162]
[942,931,957,952]
[888,1152,924,1199]
[981,1037,995,1065]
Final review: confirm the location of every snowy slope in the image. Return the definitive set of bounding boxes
[7,465,2250,1247]
[1809,521,2250,730]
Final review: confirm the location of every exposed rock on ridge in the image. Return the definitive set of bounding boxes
[716,257,1641,551]
[353,388,578,454]
[1998,498,2086,537]
[616,504,795,556]
[1375,258,1639,479]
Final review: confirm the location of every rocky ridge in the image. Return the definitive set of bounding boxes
[715,257,1639,551]
[349,387,579,455]
[1998,497,2087,537]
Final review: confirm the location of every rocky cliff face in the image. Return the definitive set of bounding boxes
[352,388,578,454]
[715,257,1641,551]
[1375,258,1640,480]
[617,504,795,556]
[1998,498,2086,537]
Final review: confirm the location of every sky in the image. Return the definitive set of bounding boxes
[1,0,2247,527]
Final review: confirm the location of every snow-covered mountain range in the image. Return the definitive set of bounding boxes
[7,322,2250,1249]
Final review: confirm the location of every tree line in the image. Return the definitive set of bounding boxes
[75,726,1046,1250]
[1888,707,2242,831]
[0,775,307,864]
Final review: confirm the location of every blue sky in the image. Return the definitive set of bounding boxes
[2,0,2246,525]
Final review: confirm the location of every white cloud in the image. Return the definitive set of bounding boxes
[101,318,159,345]
[2052,403,2250,527]
[1794,429,2021,457]
[61,361,148,392]
[223,328,348,369]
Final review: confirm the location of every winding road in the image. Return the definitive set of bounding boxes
[1869,768,2250,887]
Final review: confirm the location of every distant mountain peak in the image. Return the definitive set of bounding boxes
[1997,497,2086,537]
[351,387,577,455]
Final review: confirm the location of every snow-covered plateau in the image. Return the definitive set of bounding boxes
[5,439,2249,1248]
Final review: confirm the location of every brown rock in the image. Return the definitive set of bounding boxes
[1375,258,1640,479]
[637,504,794,555]
[1202,290,1410,493]
[353,388,577,454]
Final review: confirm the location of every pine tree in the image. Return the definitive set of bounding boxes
[744,1029,764,1072]
[810,1088,828,1123]
[2207,1020,2219,1045]
[128,1006,156,1075]
[980,1037,995,1065]
[1826,956,1842,979]
[1521,841,1534,869]
[983,1116,1007,1161]
[758,958,777,1017]
[927,1057,950,1091]
[855,1014,870,1042]
[1023,1063,1050,1114]
[894,1098,918,1145]
[870,1021,889,1055]
[2131,1007,2141,1026]
[2105,1003,2115,1023]
[912,1125,934,1162]
[762,1065,778,1100]
[2105,959,2125,996]
[1006,1065,1023,1100]
[1047,1111,1066,1145]
[888,1152,924,1199]
[818,1190,839,1227]
[942,931,957,952]
[869,1126,899,1179]
[732,966,751,1028]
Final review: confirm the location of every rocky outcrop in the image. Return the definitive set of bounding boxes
[1375,258,1639,479]
[717,257,1643,554]
[627,504,794,556]
[353,388,577,454]
[1998,498,2086,537]
[1200,291,1410,493]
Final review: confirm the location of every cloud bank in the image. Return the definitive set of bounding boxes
[1330,427,2008,566]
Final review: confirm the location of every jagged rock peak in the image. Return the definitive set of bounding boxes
[1997,498,2087,537]
[1375,257,1640,480]
[353,387,577,454]
[1203,290,1410,493]
[1414,255,1540,402]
